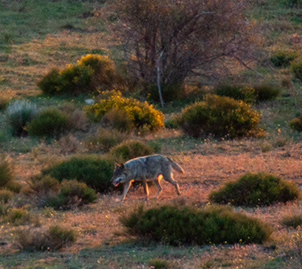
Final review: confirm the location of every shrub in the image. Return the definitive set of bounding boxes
[15,225,76,251]
[214,85,256,103]
[215,84,280,103]
[291,61,302,80]
[271,50,298,68]
[0,189,14,203]
[0,97,9,111]
[282,214,302,228]
[42,157,114,193]
[120,204,272,245]
[83,127,126,152]
[58,134,80,154]
[78,54,123,92]
[178,94,259,138]
[27,107,68,138]
[37,54,122,96]
[0,156,15,189]
[253,84,280,102]
[109,140,154,161]
[27,175,61,195]
[5,99,37,136]
[47,180,97,209]
[290,115,302,132]
[148,258,172,269]
[37,65,94,96]
[209,172,300,206]
[101,108,134,133]
[4,207,39,226]
[85,90,164,133]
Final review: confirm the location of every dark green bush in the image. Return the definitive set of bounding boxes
[83,127,126,152]
[214,85,256,103]
[109,140,154,161]
[215,84,280,103]
[42,157,114,193]
[37,68,61,95]
[148,82,185,103]
[15,225,76,251]
[27,107,68,138]
[5,100,37,136]
[290,115,302,132]
[209,172,300,206]
[291,61,302,80]
[0,156,15,189]
[271,50,298,68]
[0,97,9,111]
[47,180,97,209]
[253,84,280,102]
[282,214,302,228]
[178,94,259,138]
[120,205,272,245]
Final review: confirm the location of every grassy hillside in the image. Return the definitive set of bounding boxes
[2,0,302,268]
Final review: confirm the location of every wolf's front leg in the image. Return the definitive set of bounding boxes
[142,179,149,200]
[120,181,132,202]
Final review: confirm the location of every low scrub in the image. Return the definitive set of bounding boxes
[215,84,280,103]
[83,127,126,152]
[101,108,134,133]
[2,207,39,226]
[282,214,302,228]
[0,189,14,203]
[108,140,154,161]
[15,225,76,251]
[27,107,68,138]
[290,115,302,132]
[148,258,172,269]
[120,205,272,245]
[209,172,300,206]
[271,49,298,68]
[0,155,21,193]
[5,100,37,136]
[27,175,96,209]
[85,90,164,134]
[42,157,114,193]
[37,54,121,95]
[178,94,259,138]
[291,61,302,80]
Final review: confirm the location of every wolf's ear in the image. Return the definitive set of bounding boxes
[114,162,120,168]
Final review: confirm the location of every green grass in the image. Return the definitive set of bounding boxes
[0,0,104,48]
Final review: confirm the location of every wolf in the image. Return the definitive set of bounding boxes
[111,154,184,202]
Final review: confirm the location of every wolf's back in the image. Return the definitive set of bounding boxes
[167,157,184,174]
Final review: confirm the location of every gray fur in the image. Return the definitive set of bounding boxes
[111,154,184,202]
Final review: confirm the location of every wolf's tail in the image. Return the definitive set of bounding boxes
[167,157,184,174]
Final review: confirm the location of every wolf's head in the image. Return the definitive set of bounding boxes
[111,163,127,187]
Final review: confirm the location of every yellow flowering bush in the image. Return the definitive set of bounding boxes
[37,54,122,95]
[86,90,164,133]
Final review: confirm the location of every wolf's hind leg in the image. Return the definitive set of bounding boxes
[163,172,181,195]
[120,181,132,202]
[154,178,162,198]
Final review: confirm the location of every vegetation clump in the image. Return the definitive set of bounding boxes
[291,61,302,80]
[120,204,272,245]
[290,115,302,132]
[270,49,298,68]
[15,225,77,251]
[86,90,164,134]
[0,155,21,193]
[215,84,280,103]
[108,140,154,161]
[42,157,114,193]
[37,54,120,95]
[282,214,302,228]
[209,172,300,206]
[83,127,126,152]
[27,107,68,138]
[177,94,259,138]
[5,99,37,136]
